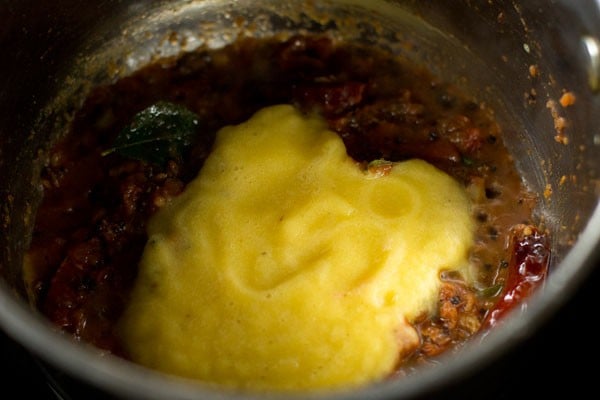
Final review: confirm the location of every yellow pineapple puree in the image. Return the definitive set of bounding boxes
[118,105,474,392]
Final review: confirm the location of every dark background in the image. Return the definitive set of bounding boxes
[1,262,598,399]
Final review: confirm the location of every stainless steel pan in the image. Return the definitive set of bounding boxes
[1,1,599,398]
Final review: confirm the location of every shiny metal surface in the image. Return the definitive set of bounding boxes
[1,1,599,399]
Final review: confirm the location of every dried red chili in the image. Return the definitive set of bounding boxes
[484,225,551,328]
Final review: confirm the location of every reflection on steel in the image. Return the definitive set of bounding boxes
[582,35,600,92]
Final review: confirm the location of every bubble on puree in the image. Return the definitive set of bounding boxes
[119,104,475,392]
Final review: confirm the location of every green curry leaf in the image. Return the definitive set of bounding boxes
[476,283,504,298]
[103,101,200,166]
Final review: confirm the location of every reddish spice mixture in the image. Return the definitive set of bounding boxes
[25,34,550,370]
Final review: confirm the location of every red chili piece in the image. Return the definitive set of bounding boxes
[484,225,550,328]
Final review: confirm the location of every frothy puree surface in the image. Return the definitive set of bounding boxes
[119,104,474,391]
